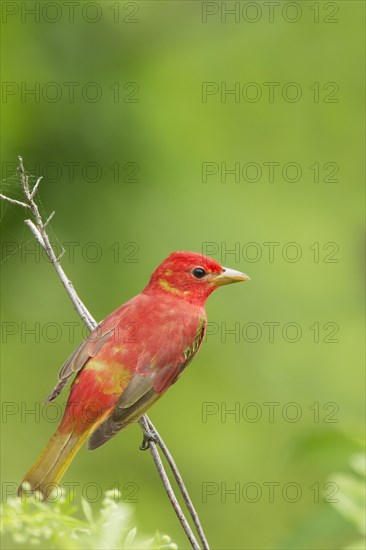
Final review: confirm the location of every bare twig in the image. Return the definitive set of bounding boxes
[18,157,95,332]
[146,417,210,550]
[0,193,30,209]
[139,417,200,550]
[30,176,43,199]
[1,157,210,550]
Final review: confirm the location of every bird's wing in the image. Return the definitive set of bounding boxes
[88,315,206,450]
[45,326,116,403]
[45,295,143,403]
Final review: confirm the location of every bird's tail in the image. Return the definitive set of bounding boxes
[17,427,91,500]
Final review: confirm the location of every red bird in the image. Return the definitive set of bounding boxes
[18,251,250,498]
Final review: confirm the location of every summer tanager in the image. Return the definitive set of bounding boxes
[18,251,249,498]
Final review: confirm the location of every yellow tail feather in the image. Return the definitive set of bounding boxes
[17,428,91,500]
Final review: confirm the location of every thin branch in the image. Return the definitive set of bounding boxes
[139,417,200,550]
[24,219,46,247]
[44,210,55,227]
[18,156,96,332]
[1,157,210,550]
[146,417,210,550]
[30,176,43,199]
[0,193,30,209]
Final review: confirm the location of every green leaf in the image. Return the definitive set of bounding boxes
[0,491,176,549]
[81,498,94,525]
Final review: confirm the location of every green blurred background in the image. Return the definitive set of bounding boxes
[1,1,364,548]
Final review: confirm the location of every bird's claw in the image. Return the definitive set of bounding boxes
[140,429,157,451]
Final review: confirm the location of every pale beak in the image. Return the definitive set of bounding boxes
[213,266,251,286]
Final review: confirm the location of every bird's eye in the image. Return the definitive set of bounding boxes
[192,267,206,279]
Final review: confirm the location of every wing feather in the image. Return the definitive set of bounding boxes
[45,327,115,403]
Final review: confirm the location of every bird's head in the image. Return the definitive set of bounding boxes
[144,251,250,306]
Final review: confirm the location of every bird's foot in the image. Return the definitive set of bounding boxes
[139,428,157,451]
